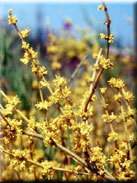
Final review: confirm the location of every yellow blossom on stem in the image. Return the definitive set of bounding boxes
[108,77,125,89]
[98,5,105,11]
[8,9,13,15]
[20,28,30,39]
[114,92,122,102]
[107,131,118,142]
[108,34,114,43]
[8,15,17,25]
[99,56,113,69]
[35,100,50,110]
[100,87,106,95]
[122,90,134,101]
[8,9,17,25]
[22,41,30,50]
[100,33,108,40]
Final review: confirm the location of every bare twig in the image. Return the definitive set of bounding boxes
[68,55,87,84]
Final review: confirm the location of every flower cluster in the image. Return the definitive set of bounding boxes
[100,33,114,43]
[0,4,136,182]
[99,55,113,69]
[108,77,125,89]
[8,9,17,25]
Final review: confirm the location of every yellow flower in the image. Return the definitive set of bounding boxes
[123,90,134,101]
[102,113,109,123]
[62,86,71,98]
[21,28,30,39]
[38,66,48,78]
[107,131,118,142]
[99,56,113,69]
[53,75,66,87]
[127,106,136,117]
[51,61,61,70]
[108,34,114,43]
[98,5,104,11]
[100,87,106,94]
[28,47,38,59]
[8,9,13,15]
[40,79,50,88]
[93,63,99,70]
[20,57,30,65]
[22,41,30,50]
[8,15,17,25]
[47,46,58,54]
[89,146,107,172]
[91,94,97,102]
[32,80,38,88]
[100,33,114,43]
[35,101,49,110]
[108,77,125,89]
[2,104,13,116]
[92,53,98,59]
[109,112,117,121]
[114,92,122,102]
[9,95,21,107]
[100,33,108,40]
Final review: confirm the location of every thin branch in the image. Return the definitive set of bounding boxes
[84,67,104,112]
[0,110,11,127]
[84,1,111,112]
[12,23,45,103]
[1,149,89,176]
[68,55,87,84]
[120,102,133,160]
[23,131,116,181]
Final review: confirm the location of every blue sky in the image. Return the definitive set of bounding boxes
[0,2,134,46]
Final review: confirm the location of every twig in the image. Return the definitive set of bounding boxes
[84,1,111,112]
[1,149,89,176]
[120,101,133,160]
[23,131,116,181]
[68,55,87,84]
[12,23,45,103]
[0,110,11,127]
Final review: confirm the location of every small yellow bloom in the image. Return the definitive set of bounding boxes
[51,61,61,70]
[102,113,109,123]
[98,5,104,11]
[28,47,38,59]
[47,46,58,54]
[109,112,117,121]
[21,28,30,39]
[20,57,30,65]
[38,66,48,78]
[114,92,122,102]
[108,77,125,89]
[32,80,38,88]
[100,33,108,40]
[108,34,114,43]
[8,9,13,15]
[123,90,134,101]
[107,131,118,142]
[22,41,30,50]
[100,87,106,94]
[99,56,113,69]
[35,101,49,110]
[40,79,50,88]
[8,15,17,25]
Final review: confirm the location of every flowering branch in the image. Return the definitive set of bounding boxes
[23,131,116,181]
[0,148,89,176]
[84,1,111,112]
